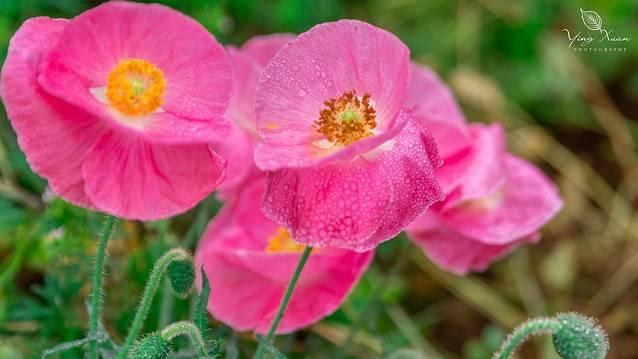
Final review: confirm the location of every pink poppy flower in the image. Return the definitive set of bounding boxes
[404,64,563,274]
[215,34,295,200]
[194,178,373,334]
[0,2,232,220]
[253,20,444,252]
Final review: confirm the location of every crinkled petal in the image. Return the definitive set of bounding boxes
[38,1,231,143]
[255,19,409,145]
[0,17,102,208]
[441,154,563,245]
[241,33,296,68]
[261,118,443,251]
[81,130,226,220]
[194,178,373,334]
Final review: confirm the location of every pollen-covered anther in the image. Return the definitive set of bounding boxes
[314,90,377,146]
[105,59,166,116]
[265,227,307,254]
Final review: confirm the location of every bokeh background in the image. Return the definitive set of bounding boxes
[0,0,637,358]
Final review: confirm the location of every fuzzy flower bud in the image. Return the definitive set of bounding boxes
[129,333,171,359]
[167,258,195,299]
[552,312,609,359]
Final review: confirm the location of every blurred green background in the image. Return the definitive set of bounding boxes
[0,0,637,358]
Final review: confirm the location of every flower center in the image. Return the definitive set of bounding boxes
[105,59,166,116]
[265,227,306,254]
[313,90,376,146]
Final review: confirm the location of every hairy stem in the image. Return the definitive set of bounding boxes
[493,317,560,359]
[118,248,190,358]
[161,321,208,358]
[88,215,115,359]
[255,246,313,358]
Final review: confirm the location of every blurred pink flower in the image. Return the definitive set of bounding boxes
[194,178,373,334]
[405,65,563,274]
[215,34,295,200]
[0,2,232,220]
[254,20,444,252]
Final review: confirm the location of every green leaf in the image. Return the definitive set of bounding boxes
[194,266,211,341]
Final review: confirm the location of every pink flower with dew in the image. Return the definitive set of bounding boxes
[0,2,232,220]
[254,20,444,252]
[194,178,373,334]
[405,65,563,274]
[215,34,296,200]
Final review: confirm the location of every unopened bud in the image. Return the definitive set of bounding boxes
[552,312,609,359]
[167,258,195,299]
[130,333,171,359]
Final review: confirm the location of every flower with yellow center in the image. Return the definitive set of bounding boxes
[105,59,166,117]
[313,90,377,146]
[265,227,307,254]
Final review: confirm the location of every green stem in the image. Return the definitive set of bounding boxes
[118,248,190,359]
[161,321,208,358]
[156,222,175,328]
[255,246,313,358]
[88,215,115,359]
[493,318,559,359]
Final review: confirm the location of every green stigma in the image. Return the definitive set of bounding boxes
[339,107,360,123]
[130,78,146,96]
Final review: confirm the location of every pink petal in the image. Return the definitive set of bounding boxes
[406,63,465,125]
[441,154,563,245]
[198,237,372,334]
[441,123,506,208]
[255,20,409,145]
[409,221,539,275]
[81,129,226,220]
[194,178,373,334]
[261,117,443,251]
[434,145,474,194]
[241,33,296,67]
[254,108,408,171]
[225,47,261,134]
[421,117,471,162]
[406,64,478,194]
[212,121,260,201]
[38,1,231,143]
[0,17,102,208]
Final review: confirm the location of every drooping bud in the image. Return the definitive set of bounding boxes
[167,258,195,299]
[129,333,171,359]
[552,312,609,359]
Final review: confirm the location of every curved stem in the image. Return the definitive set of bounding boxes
[493,317,560,359]
[255,246,313,358]
[118,248,190,358]
[161,321,208,358]
[88,215,115,359]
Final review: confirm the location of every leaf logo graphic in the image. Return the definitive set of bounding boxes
[580,8,602,31]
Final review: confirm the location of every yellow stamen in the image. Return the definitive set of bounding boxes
[105,59,166,116]
[265,227,306,254]
[313,90,376,146]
